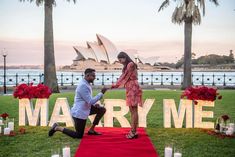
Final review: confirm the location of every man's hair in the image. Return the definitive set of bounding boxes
[84,68,95,75]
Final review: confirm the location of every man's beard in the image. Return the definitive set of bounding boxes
[88,80,94,84]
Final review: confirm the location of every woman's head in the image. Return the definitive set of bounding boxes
[117,52,131,64]
[117,51,137,72]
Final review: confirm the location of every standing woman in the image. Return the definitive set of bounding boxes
[111,52,143,139]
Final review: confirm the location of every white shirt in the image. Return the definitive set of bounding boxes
[70,78,103,119]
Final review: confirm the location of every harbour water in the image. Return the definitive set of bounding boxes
[0,69,235,87]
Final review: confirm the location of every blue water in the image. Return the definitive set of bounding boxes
[0,69,234,86]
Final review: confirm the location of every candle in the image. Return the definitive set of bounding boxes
[8,122,14,131]
[0,119,3,125]
[4,128,10,135]
[226,129,233,136]
[63,147,71,157]
[51,155,59,157]
[228,123,234,132]
[165,147,173,157]
[174,153,182,157]
[228,126,234,133]
[219,123,224,133]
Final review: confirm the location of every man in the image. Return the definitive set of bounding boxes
[48,68,108,138]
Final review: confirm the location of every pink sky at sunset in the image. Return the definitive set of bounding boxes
[0,0,235,66]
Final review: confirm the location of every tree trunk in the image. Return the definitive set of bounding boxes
[182,17,192,89]
[44,0,59,93]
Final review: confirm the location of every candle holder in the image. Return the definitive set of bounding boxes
[51,148,61,157]
[228,120,234,133]
[3,123,10,135]
[164,142,174,157]
[0,117,3,125]
[8,118,14,131]
[0,125,2,135]
[62,143,71,157]
[174,147,182,157]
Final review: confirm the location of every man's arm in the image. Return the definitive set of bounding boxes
[79,84,103,106]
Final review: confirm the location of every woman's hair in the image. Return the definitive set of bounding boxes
[117,51,137,72]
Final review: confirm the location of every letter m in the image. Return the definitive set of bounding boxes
[163,99,193,128]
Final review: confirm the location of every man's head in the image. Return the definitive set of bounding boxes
[84,68,96,83]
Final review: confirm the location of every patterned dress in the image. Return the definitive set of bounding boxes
[112,62,143,107]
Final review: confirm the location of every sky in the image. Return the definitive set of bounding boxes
[0,0,235,66]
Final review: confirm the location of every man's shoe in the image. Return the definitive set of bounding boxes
[48,123,58,137]
[88,130,102,135]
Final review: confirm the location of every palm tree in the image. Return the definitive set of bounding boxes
[20,0,76,93]
[158,0,219,89]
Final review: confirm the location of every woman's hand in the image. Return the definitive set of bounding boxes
[111,84,118,89]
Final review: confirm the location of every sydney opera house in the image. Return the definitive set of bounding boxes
[70,34,163,71]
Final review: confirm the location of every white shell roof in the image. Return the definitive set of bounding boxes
[96,34,119,64]
[73,34,158,65]
[87,42,108,63]
[73,46,97,61]
[139,56,159,65]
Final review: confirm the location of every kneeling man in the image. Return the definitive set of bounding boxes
[49,68,108,138]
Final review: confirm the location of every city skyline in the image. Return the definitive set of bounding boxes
[0,0,235,65]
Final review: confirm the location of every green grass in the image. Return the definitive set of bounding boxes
[0,90,235,157]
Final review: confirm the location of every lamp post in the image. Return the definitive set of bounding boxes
[2,48,8,94]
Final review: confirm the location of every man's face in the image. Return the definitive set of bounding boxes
[87,72,96,83]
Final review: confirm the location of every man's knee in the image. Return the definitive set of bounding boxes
[101,107,106,114]
[74,133,83,139]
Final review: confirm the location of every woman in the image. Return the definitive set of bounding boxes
[111,52,143,139]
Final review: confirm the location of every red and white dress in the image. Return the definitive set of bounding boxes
[112,62,143,107]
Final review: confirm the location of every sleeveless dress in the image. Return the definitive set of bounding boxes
[112,62,143,107]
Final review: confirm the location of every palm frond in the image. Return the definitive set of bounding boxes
[36,0,44,6]
[197,0,205,16]
[19,0,44,6]
[158,0,170,12]
[19,0,34,2]
[66,0,77,3]
[172,7,178,23]
[209,0,219,6]
[172,7,184,24]
[192,5,201,25]
[185,0,194,17]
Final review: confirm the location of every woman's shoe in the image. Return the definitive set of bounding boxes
[126,130,138,139]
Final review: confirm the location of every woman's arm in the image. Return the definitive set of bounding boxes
[111,62,135,88]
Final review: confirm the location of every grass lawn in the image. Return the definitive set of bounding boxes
[0,90,235,157]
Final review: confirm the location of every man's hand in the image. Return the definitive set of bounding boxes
[94,103,101,108]
[101,87,108,94]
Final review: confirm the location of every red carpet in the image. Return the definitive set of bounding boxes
[74,127,159,157]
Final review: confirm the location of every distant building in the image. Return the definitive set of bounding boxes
[70,34,169,71]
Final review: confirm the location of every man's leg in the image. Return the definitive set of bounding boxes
[49,117,87,139]
[62,117,87,138]
[88,105,106,134]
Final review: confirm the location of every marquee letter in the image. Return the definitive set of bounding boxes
[194,100,214,128]
[164,99,193,128]
[49,98,74,127]
[19,98,49,126]
[138,99,155,127]
[103,99,130,127]
[88,101,103,127]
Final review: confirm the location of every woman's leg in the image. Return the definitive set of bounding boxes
[129,105,138,132]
